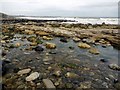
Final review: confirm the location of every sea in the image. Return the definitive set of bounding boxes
[17,16,118,25]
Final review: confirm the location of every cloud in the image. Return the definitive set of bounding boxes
[0,0,119,17]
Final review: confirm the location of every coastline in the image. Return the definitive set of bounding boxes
[1,18,120,89]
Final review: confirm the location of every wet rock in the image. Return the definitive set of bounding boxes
[46,42,56,49]
[73,37,81,42]
[79,81,91,89]
[42,79,56,89]
[35,31,49,36]
[65,83,73,88]
[17,68,31,75]
[53,70,61,77]
[26,72,40,81]
[108,64,120,71]
[78,43,91,49]
[36,39,43,44]
[89,48,100,55]
[27,36,36,42]
[2,50,7,57]
[114,79,119,84]
[65,72,79,78]
[49,51,57,54]
[114,83,120,90]
[15,42,21,47]
[60,38,68,43]
[69,46,74,50]
[24,30,34,35]
[100,58,108,62]
[34,45,44,52]
[42,36,53,40]
[30,42,37,46]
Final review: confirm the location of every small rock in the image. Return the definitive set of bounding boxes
[89,48,100,54]
[26,72,40,81]
[60,38,68,43]
[53,70,61,77]
[100,58,108,62]
[34,45,44,52]
[17,68,31,75]
[78,43,91,49]
[114,79,119,83]
[114,83,120,90]
[49,51,57,54]
[79,81,91,89]
[54,81,60,86]
[45,42,56,49]
[108,64,120,71]
[30,42,37,46]
[15,42,21,47]
[73,37,81,42]
[65,72,79,78]
[69,46,74,50]
[42,36,53,40]
[42,79,56,89]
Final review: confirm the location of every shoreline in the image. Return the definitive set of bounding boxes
[1,19,120,89]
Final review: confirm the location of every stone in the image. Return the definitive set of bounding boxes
[46,42,56,49]
[15,42,21,47]
[17,68,31,75]
[24,30,34,35]
[89,48,100,55]
[26,72,40,81]
[69,46,74,50]
[60,38,68,43]
[78,43,91,49]
[108,64,120,71]
[73,37,81,42]
[53,70,61,77]
[35,31,49,36]
[42,79,56,89]
[27,36,36,42]
[30,42,37,46]
[65,72,79,78]
[42,36,53,40]
[100,58,108,62]
[114,83,120,90]
[34,45,44,52]
[79,81,91,89]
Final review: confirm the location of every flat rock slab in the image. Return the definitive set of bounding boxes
[43,79,56,89]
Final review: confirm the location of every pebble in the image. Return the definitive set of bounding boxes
[42,79,56,89]
[26,72,40,81]
[17,68,31,75]
[53,70,61,77]
[65,72,79,78]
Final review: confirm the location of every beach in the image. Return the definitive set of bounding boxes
[1,17,120,89]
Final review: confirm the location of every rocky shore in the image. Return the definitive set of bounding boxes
[1,20,120,89]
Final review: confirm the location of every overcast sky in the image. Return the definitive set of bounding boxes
[0,0,119,17]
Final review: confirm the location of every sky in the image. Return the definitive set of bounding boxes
[0,0,119,17]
